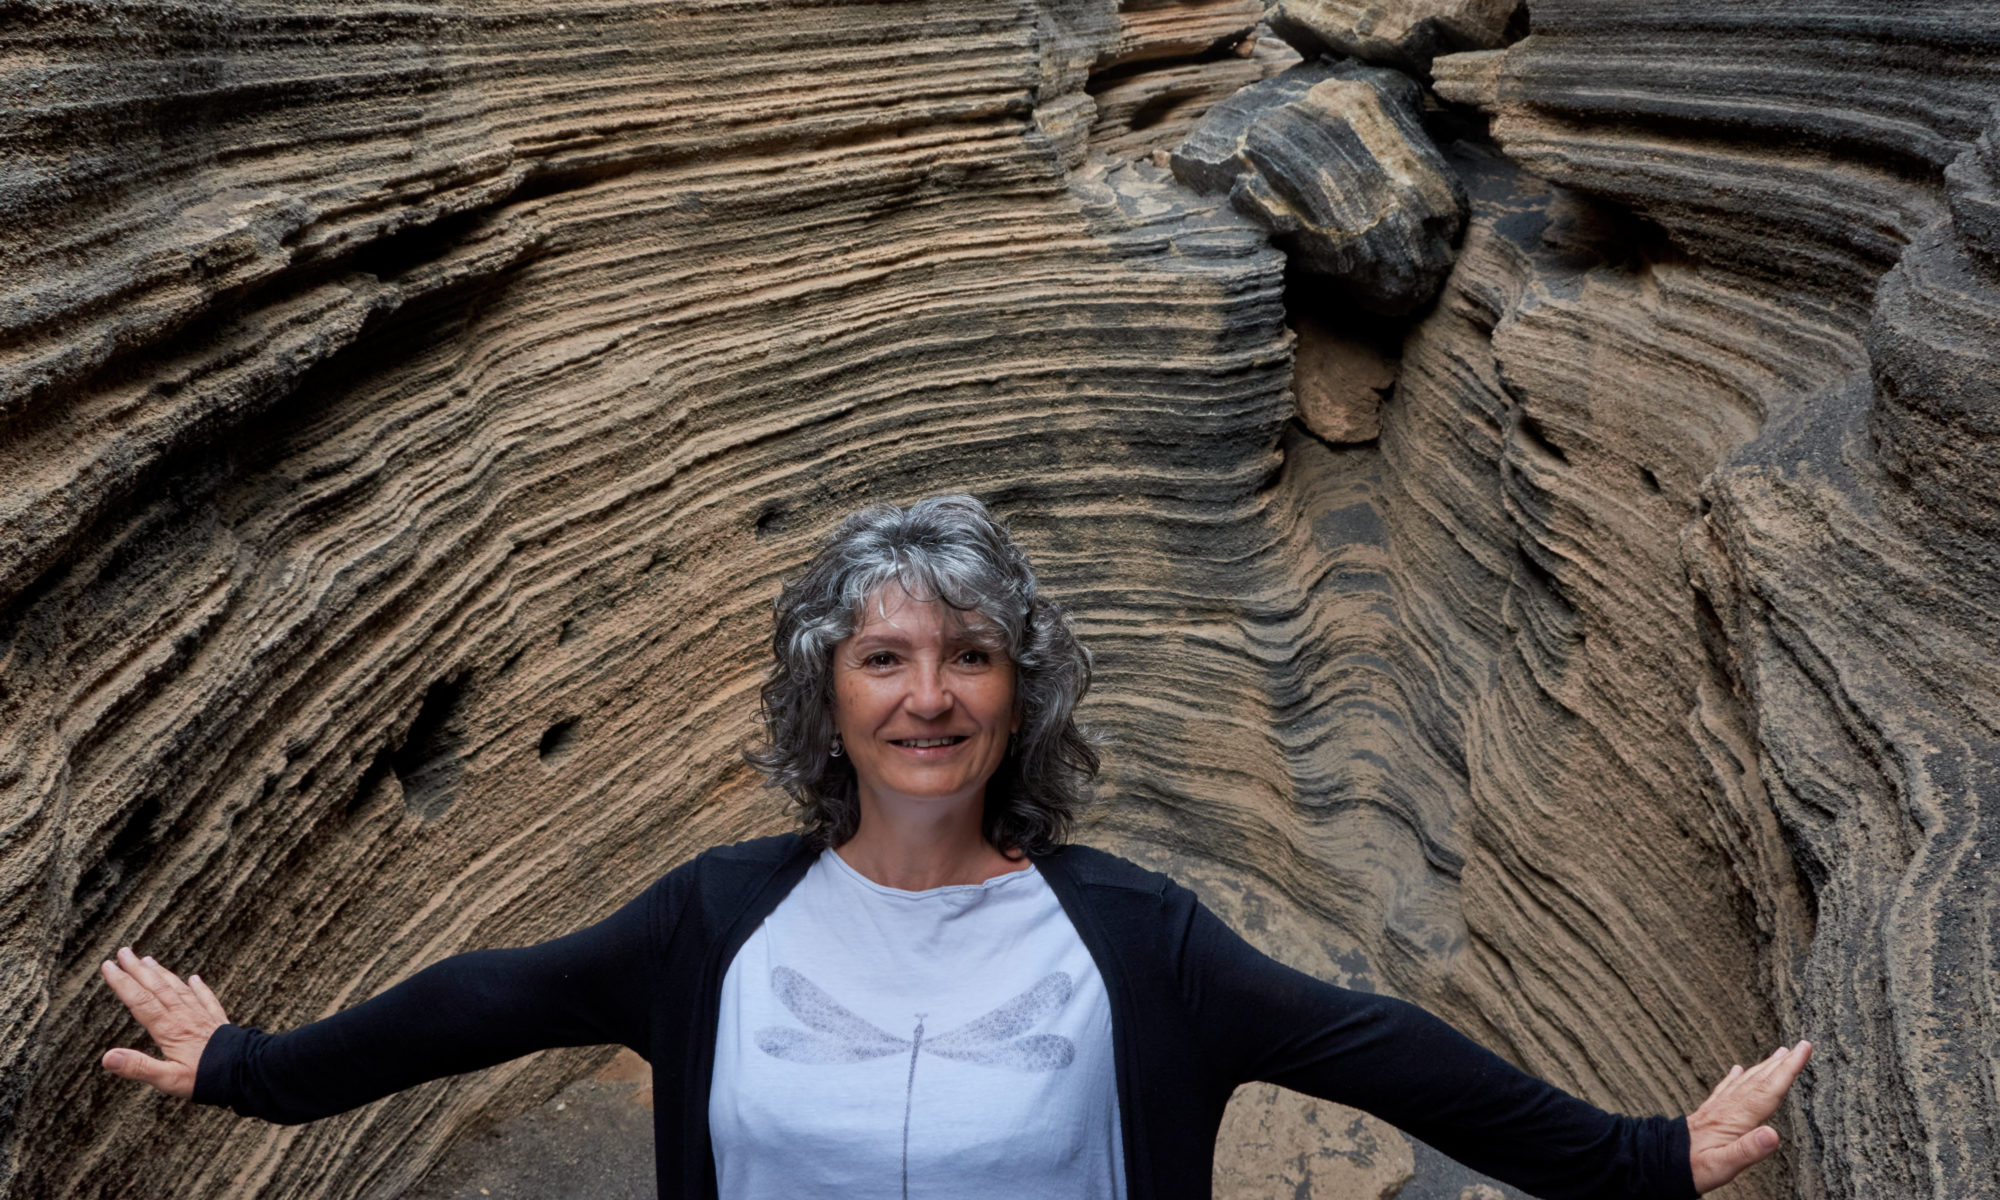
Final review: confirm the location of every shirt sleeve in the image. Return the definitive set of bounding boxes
[190,879,659,1125]
[1181,899,1698,1200]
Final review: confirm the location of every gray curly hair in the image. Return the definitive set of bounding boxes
[747,494,1098,855]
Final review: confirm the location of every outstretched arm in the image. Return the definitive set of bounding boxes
[1183,903,1808,1199]
[99,883,659,1124]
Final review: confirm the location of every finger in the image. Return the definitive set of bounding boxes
[120,950,218,1039]
[101,959,166,1022]
[101,1046,195,1099]
[1736,1051,1780,1088]
[1763,1040,1813,1089]
[142,955,204,1012]
[1720,1046,1812,1131]
[120,948,194,1008]
[1713,1124,1781,1180]
[186,974,229,1025]
[1746,1041,1812,1088]
[1704,1063,1744,1102]
[115,947,171,1005]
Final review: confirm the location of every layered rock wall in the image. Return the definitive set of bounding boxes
[3,2,1996,1198]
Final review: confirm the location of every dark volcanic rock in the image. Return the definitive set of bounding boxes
[1872,108,2000,546]
[1268,0,1519,73]
[1172,59,1468,313]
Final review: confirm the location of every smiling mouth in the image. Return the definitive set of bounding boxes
[891,736,967,748]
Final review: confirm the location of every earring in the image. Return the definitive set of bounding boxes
[829,734,844,758]
[1008,732,1018,757]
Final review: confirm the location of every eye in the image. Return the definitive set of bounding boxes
[863,650,898,669]
[956,648,991,666]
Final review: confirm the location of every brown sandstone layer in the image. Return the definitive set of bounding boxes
[3,2,1996,1199]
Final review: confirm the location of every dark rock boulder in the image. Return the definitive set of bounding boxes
[1171,60,1467,313]
[1268,0,1520,73]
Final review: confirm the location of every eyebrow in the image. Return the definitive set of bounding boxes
[848,629,915,651]
[846,623,1007,654]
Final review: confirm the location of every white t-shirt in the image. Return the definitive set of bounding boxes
[710,849,1126,1200]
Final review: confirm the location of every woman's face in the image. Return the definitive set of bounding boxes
[830,586,1019,822]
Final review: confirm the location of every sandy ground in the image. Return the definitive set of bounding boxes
[401,1051,1525,1200]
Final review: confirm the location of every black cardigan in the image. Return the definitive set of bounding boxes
[194,834,1696,1199]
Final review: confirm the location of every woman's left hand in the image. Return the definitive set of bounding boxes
[99,946,231,1099]
[1687,1040,1813,1192]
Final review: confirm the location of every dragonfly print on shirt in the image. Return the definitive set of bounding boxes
[756,966,1076,1200]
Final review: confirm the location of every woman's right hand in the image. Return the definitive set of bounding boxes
[99,946,230,1099]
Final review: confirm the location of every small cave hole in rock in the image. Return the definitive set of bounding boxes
[558,618,579,645]
[539,718,580,765]
[1514,544,1579,625]
[349,747,396,819]
[1692,584,1726,638]
[1084,36,1246,98]
[349,209,491,283]
[1689,583,1736,675]
[1515,412,1570,465]
[1640,466,1663,494]
[1128,92,1187,133]
[63,795,164,958]
[390,674,469,821]
[755,505,789,538]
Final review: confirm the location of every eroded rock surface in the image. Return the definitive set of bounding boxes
[1173,59,1467,312]
[1269,0,1520,72]
[1292,314,1396,442]
[3,2,1998,1200]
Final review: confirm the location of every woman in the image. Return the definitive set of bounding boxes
[102,494,1811,1199]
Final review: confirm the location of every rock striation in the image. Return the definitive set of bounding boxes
[3,2,1998,1200]
[1421,10,2000,1194]
[1173,58,1468,312]
[1269,0,1520,73]
[1291,314,1396,443]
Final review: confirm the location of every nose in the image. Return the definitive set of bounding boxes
[903,662,953,720]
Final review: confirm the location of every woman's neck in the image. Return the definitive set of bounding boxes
[834,794,1028,891]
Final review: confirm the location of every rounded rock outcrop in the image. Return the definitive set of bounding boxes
[1171,59,1468,313]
